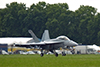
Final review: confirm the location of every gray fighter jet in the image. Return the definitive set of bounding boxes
[15,30,78,57]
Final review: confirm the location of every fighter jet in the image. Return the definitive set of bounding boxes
[15,30,78,57]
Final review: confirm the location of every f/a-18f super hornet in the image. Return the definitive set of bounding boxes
[15,30,78,57]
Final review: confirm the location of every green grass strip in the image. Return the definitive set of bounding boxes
[0,54,100,67]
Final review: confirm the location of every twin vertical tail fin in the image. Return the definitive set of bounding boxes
[41,30,50,41]
[28,30,50,42]
[28,30,40,42]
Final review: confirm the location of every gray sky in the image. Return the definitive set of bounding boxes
[0,0,100,12]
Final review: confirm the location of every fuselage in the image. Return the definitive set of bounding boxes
[40,36,78,50]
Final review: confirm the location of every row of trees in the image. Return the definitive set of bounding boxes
[0,2,100,45]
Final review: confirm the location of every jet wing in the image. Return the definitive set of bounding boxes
[14,41,63,48]
[15,42,45,47]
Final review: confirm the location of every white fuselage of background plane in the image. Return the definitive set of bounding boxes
[0,37,33,45]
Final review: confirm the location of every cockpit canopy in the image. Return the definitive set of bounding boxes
[56,36,70,40]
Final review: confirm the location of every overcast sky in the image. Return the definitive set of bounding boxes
[0,0,100,12]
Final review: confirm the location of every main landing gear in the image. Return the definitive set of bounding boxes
[54,52,58,57]
[40,49,44,57]
[51,50,58,57]
[40,50,59,57]
[40,53,44,57]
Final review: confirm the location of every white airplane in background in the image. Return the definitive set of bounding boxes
[0,37,34,46]
[2,50,9,55]
[15,30,78,57]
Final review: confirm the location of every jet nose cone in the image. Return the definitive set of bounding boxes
[64,40,78,46]
[71,40,78,46]
[73,41,78,46]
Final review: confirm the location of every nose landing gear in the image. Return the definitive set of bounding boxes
[62,52,66,56]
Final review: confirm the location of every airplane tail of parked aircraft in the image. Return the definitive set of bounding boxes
[28,30,40,42]
[41,30,50,41]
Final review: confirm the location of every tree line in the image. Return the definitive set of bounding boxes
[0,2,100,45]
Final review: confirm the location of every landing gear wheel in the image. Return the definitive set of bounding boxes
[55,52,58,57]
[40,53,44,57]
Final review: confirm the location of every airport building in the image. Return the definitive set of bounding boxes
[74,44,100,54]
[0,44,8,54]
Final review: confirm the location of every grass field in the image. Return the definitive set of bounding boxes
[0,54,100,67]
